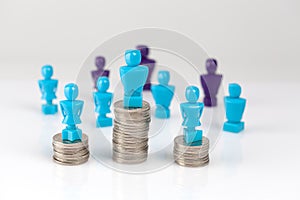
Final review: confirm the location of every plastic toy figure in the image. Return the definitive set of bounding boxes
[60,83,84,142]
[151,71,175,118]
[180,86,204,144]
[93,77,113,127]
[120,49,148,108]
[91,56,110,89]
[38,65,58,114]
[223,83,246,133]
[136,45,156,90]
[200,58,222,107]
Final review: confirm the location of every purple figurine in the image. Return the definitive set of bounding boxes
[200,58,223,107]
[136,45,156,90]
[91,56,110,89]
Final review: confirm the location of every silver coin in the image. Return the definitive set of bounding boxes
[173,135,210,167]
[53,156,89,166]
[52,133,90,166]
[112,100,151,164]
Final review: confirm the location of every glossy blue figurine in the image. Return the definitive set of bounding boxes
[93,77,113,127]
[120,50,148,108]
[180,86,204,145]
[151,71,175,118]
[38,65,58,114]
[60,83,84,142]
[223,83,246,133]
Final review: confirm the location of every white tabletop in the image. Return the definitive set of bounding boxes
[0,80,299,200]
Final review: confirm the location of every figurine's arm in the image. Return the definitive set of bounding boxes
[78,102,84,116]
[108,93,113,107]
[180,104,185,118]
[60,103,66,117]
[198,103,204,118]
[53,80,58,93]
[93,93,98,107]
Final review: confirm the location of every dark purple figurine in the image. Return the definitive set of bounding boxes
[136,45,156,90]
[200,58,223,107]
[91,56,110,89]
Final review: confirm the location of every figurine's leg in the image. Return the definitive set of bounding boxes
[155,105,170,119]
[96,113,112,127]
[184,127,203,145]
[42,99,57,114]
[204,96,217,107]
[123,90,143,108]
[62,124,82,142]
[223,121,244,133]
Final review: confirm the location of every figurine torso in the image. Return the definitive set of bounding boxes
[60,100,84,125]
[200,74,222,97]
[151,85,175,107]
[224,97,246,122]
[120,65,148,95]
[180,102,204,127]
[38,79,58,100]
[93,92,112,114]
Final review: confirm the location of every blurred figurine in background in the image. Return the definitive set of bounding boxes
[151,71,175,118]
[200,58,222,107]
[180,86,204,145]
[38,65,58,114]
[93,77,113,127]
[60,83,84,142]
[136,45,156,90]
[120,49,148,108]
[91,56,110,89]
[223,83,246,133]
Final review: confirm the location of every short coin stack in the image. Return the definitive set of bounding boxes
[112,100,151,164]
[52,133,89,165]
[173,135,209,167]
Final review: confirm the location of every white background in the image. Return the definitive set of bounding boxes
[0,0,300,82]
[0,0,300,200]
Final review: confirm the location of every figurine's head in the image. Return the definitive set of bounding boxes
[64,83,79,100]
[41,65,53,79]
[158,71,170,85]
[136,45,149,57]
[97,77,109,92]
[185,86,200,103]
[206,58,217,74]
[95,56,105,69]
[229,83,241,98]
[125,49,141,67]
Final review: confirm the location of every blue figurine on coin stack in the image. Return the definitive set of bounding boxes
[60,83,84,142]
[38,65,58,114]
[223,83,246,133]
[93,77,113,127]
[180,86,204,145]
[151,71,175,118]
[120,49,148,108]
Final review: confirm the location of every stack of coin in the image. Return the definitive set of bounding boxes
[173,135,209,167]
[112,100,151,164]
[52,133,89,165]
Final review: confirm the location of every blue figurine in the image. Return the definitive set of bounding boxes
[120,50,148,108]
[60,83,84,142]
[223,83,246,133]
[151,71,175,118]
[180,86,204,145]
[38,65,58,114]
[93,77,113,127]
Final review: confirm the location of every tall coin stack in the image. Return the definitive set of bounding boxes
[52,133,90,165]
[173,135,209,167]
[112,100,151,164]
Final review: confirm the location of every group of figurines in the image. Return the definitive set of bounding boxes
[38,45,246,146]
